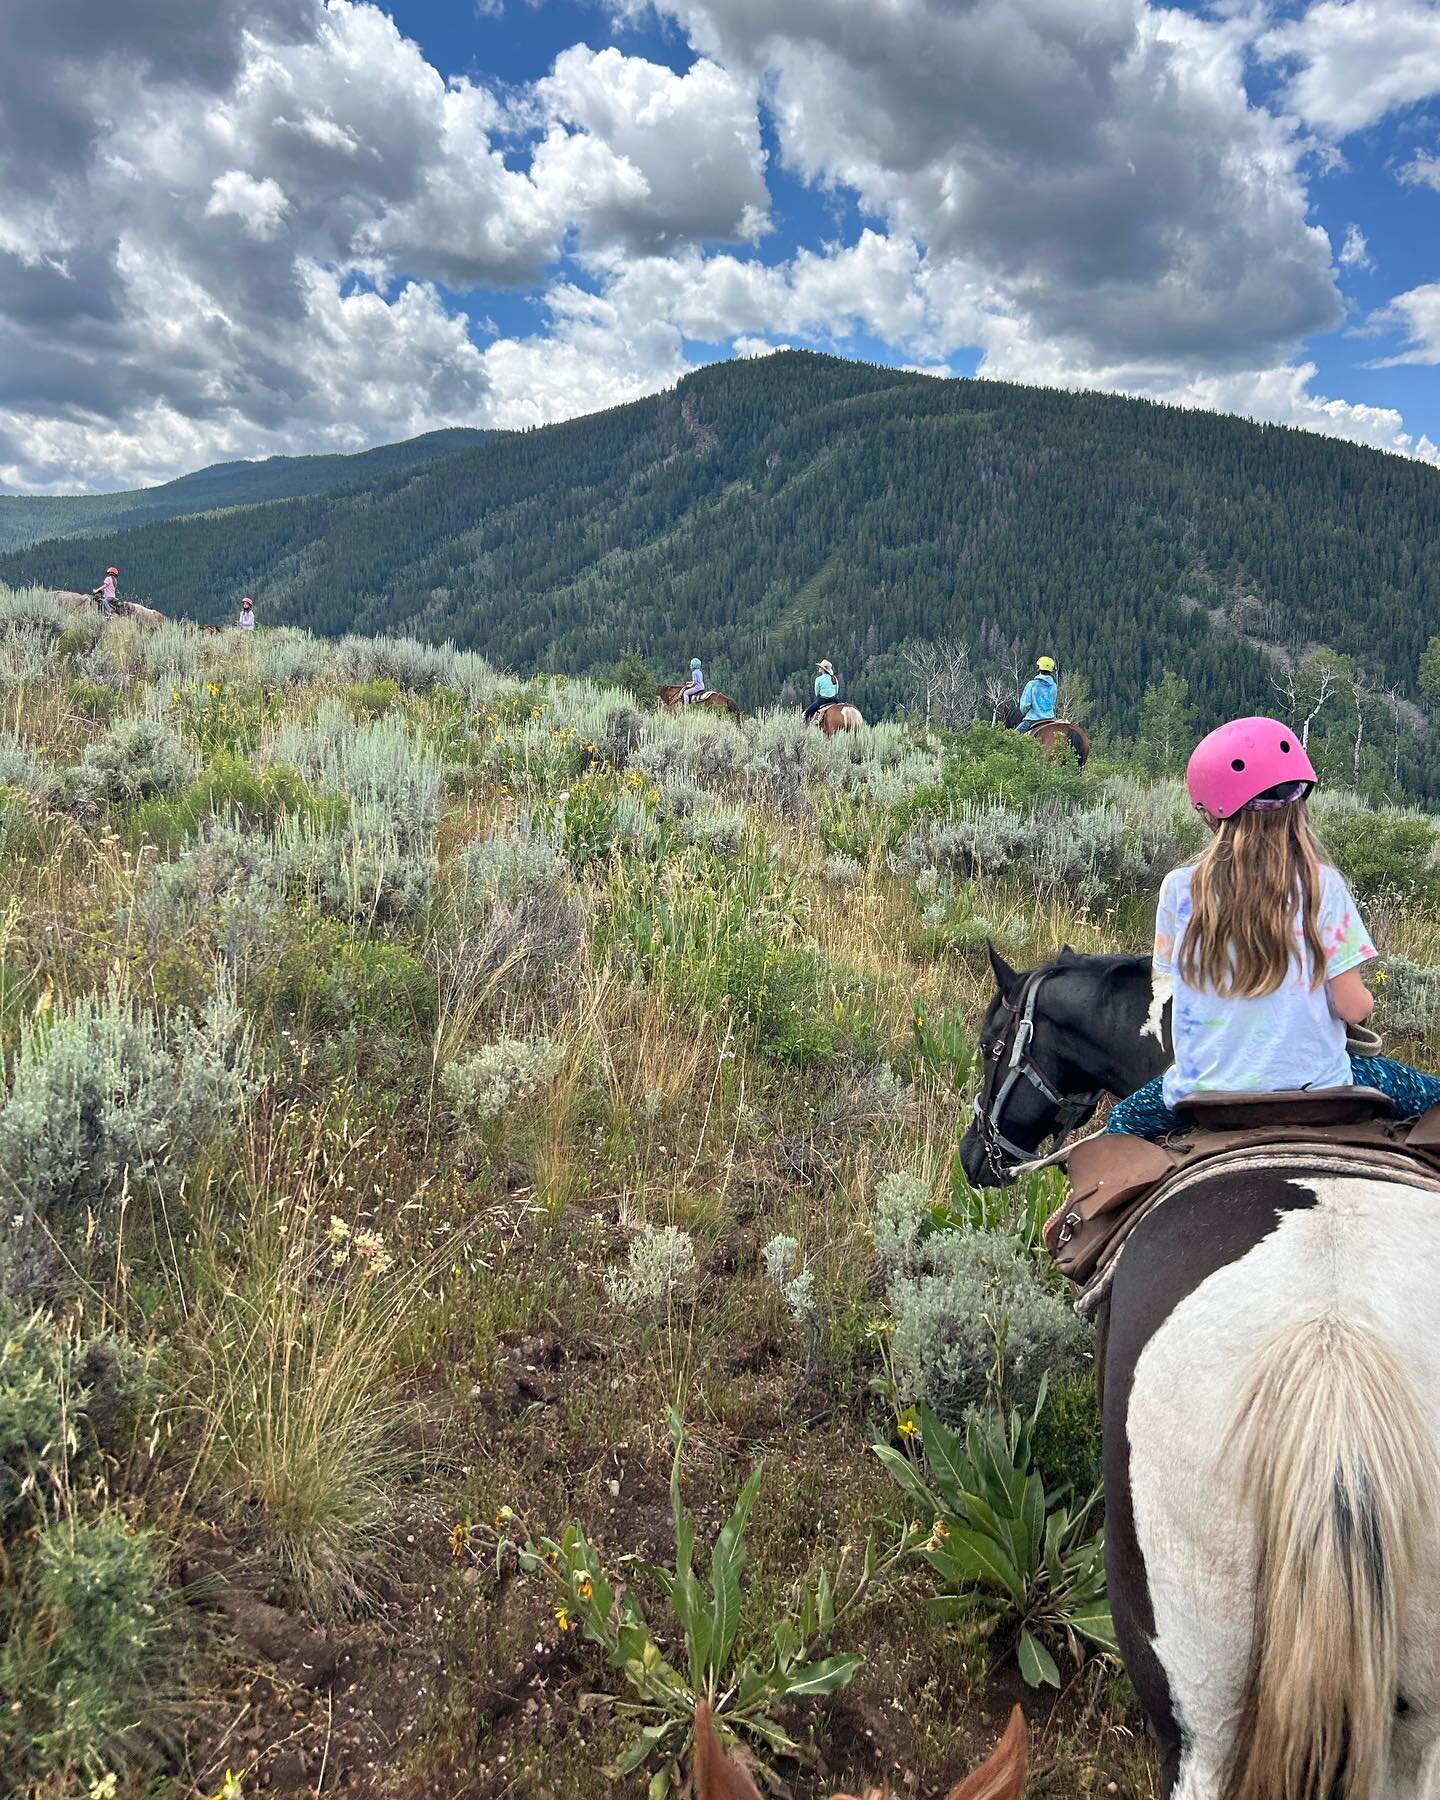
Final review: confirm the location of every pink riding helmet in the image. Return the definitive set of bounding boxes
[1186,716,1317,819]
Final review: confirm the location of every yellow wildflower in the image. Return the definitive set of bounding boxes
[210,1772,245,1800]
[207,682,220,698]
[450,1522,470,1560]
[576,1574,594,1600]
[897,1410,919,1439]
[555,1606,572,1632]
[89,1777,118,1800]
[926,1517,950,1550]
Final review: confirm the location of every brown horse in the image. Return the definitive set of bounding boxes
[1027,719,1089,766]
[810,701,866,736]
[694,1700,1027,1800]
[658,683,742,719]
[1001,707,1089,768]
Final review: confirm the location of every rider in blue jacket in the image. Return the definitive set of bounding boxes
[1017,656,1058,732]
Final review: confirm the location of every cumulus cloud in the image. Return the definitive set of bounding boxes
[1339,223,1375,270]
[205,172,292,241]
[1257,0,1440,138]
[532,47,769,252]
[1367,284,1440,367]
[0,0,1433,491]
[644,0,1342,372]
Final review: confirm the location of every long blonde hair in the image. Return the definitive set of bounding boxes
[1177,801,1328,998]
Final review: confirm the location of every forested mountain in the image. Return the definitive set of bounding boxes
[5,350,1438,780]
[0,427,490,552]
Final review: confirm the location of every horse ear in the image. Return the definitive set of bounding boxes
[944,1704,1028,1800]
[1057,943,1075,964]
[694,1702,763,1800]
[987,940,1019,995]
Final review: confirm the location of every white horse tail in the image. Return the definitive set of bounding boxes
[1223,1315,1439,1800]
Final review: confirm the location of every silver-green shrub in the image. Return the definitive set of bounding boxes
[872,1171,934,1273]
[0,731,43,794]
[1376,956,1440,1039]
[136,620,202,684]
[256,628,325,687]
[441,1036,564,1133]
[0,983,255,1290]
[272,709,439,850]
[0,1508,175,1786]
[604,1224,697,1312]
[333,632,456,693]
[893,805,1032,880]
[138,823,288,970]
[447,829,585,991]
[66,714,197,808]
[887,1228,1085,1420]
[677,803,747,856]
[275,808,436,925]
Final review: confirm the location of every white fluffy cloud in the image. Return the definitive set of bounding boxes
[0,0,1434,490]
[1339,224,1374,270]
[533,48,769,252]
[1369,284,1440,367]
[205,172,292,241]
[642,0,1342,372]
[1258,0,1440,138]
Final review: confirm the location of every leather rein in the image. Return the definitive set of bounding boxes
[971,970,1106,1177]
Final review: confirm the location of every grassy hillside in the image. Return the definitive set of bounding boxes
[4,582,1440,1796]
[2,353,1438,785]
[0,427,490,553]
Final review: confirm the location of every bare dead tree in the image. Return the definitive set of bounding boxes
[1352,665,1371,782]
[983,672,1015,724]
[1389,688,1404,788]
[900,638,981,730]
[1270,660,1298,723]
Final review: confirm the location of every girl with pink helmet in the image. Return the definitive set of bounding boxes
[1108,715,1440,1137]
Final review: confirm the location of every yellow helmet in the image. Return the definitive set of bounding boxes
[1036,656,1056,673]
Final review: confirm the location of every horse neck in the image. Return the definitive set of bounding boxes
[1047,959,1165,1099]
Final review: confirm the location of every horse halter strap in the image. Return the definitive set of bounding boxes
[973,970,1106,1169]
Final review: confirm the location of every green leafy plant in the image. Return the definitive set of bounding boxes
[874,1382,1115,1688]
[496,1410,909,1794]
[910,1004,979,1090]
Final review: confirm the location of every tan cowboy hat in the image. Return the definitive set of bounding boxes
[817,659,834,672]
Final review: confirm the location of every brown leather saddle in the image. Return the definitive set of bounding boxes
[1046,1088,1440,1302]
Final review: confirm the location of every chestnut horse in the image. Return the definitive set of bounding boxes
[694,1700,1027,1800]
[658,683,742,719]
[1000,706,1089,768]
[810,701,866,736]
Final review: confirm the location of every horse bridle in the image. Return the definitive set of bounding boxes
[971,970,1105,1177]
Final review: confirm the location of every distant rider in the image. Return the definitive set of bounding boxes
[1016,656,1058,732]
[803,659,840,723]
[90,566,120,617]
[239,596,256,632]
[681,656,705,706]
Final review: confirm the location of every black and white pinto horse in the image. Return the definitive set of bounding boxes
[960,945,1440,1800]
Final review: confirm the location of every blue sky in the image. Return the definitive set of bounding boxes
[2,0,1438,490]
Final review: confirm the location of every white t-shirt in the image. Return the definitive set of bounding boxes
[1155,862,1376,1109]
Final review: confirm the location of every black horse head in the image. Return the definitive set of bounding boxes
[958,943,1166,1188]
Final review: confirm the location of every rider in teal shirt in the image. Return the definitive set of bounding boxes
[803,660,840,723]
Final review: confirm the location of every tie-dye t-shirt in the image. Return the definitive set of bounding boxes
[1156,862,1376,1109]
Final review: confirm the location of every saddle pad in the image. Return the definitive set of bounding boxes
[1072,1142,1440,1316]
[1049,1106,1440,1293]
